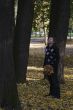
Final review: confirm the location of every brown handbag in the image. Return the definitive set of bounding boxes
[43,65,54,76]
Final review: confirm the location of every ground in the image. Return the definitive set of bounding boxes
[17,40,73,110]
[0,40,73,110]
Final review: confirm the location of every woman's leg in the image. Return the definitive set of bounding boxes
[48,74,60,98]
[51,74,60,98]
[48,75,53,95]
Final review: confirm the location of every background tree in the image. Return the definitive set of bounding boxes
[48,0,70,83]
[32,0,50,38]
[68,0,73,39]
[0,0,18,108]
[14,0,34,83]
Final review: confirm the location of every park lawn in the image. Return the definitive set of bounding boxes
[0,45,73,110]
[16,54,73,110]
[17,68,73,110]
[67,39,73,44]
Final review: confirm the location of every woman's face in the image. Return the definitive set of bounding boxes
[48,37,54,44]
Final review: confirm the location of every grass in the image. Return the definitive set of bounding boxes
[16,67,73,110]
[0,43,73,110]
[67,39,73,44]
[17,46,73,110]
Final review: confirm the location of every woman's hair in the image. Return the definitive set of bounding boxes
[46,37,57,46]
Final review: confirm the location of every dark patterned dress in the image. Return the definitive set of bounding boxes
[44,44,60,98]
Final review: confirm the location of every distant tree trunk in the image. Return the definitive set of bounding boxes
[48,0,70,83]
[0,0,18,108]
[14,0,34,83]
[42,11,46,44]
[69,28,72,40]
[39,27,41,37]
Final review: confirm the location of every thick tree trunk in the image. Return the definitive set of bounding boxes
[48,0,70,83]
[58,41,66,83]
[0,0,18,108]
[14,0,34,83]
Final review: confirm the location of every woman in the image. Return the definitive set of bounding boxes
[44,37,60,99]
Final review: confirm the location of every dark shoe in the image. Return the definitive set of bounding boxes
[52,95,60,99]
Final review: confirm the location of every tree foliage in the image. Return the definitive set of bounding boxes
[32,0,51,36]
[14,0,73,34]
[32,0,73,35]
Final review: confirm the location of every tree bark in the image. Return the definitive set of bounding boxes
[48,0,70,83]
[0,0,18,108]
[14,0,34,83]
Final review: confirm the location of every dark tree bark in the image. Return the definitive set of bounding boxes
[0,0,19,108]
[14,0,34,83]
[48,0,70,83]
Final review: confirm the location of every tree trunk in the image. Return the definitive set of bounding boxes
[14,0,34,83]
[0,0,18,108]
[48,0,70,83]
[58,41,66,83]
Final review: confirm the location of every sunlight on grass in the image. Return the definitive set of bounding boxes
[26,78,40,81]
[65,74,73,79]
[30,43,45,48]
[27,66,43,71]
[65,67,73,72]
[64,68,73,79]
[65,91,73,96]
